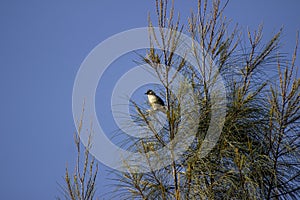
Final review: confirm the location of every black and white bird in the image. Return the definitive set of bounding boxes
[145,89,167,113]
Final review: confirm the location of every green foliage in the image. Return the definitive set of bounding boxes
[111,0,300,200]
[57,109,98,200]
[59,1,299,199]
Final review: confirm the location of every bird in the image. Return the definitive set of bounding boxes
[145,89,167,113]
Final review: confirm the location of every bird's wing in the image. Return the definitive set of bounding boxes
[156,96,165,106]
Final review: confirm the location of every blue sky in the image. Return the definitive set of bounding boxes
[0,0,299,199]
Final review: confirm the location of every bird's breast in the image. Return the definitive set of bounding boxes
[147,95,157,104]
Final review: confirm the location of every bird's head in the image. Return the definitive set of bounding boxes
[145,90,155,95]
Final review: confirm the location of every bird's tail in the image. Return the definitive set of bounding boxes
[160,105,168,114]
